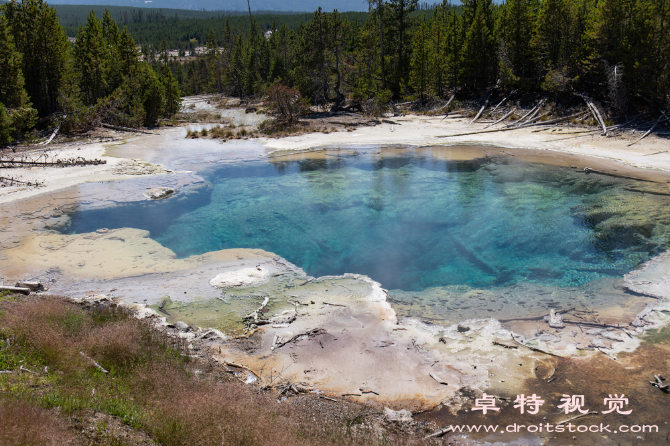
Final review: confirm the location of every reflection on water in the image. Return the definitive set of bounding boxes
[66,147,670,297]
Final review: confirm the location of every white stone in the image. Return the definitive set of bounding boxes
[209,267,270,288]
[384,407,413,422]
[143,187,175,200]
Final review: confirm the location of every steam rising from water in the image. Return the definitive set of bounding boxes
[66,148,670,298]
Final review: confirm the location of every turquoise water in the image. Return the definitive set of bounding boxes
[66,147,670,292]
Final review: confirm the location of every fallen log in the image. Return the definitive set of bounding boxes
[524,111,551,126]
[439,94,456,121]
[0,176,44,187]
[0,157,106,167]
[15,281,43,291]
[40,127,59,145]
[323,302,346,307]
[424,426,453,440]
[101,123,154,134]
[80,351,109,374]
[628,114,663,146]
[500,307,575,323]
[510,334,564,358]
[562,319,627,329]
[470,93,492,124]
[492,341,518,349]
[581,166,655,183]
[484,108,516,129]
[509,97,547,127]
[274,328,325,349]
[527,111,582,127]
[598,348,618,361]
[19,365,39,374]
[520,98,547,125]
[429,372,448,386]
[223,361,260,379]
[650,375,668,391]
[491,91,515,114]
[245,295,270,321]
[158,299,170,316]
[582,96,607,135]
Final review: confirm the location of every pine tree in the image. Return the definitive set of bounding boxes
[142,65,165,126]
[326,11,350,110]
[0,15,31,109]
[161,65,181,117]
[102,9,122,93]
[0,14,37,141]
[352,11,384,101]
[532,0,574,91]
[3,0,71,117]
[443,3,463,89]
[426,4,446,98]
[409,18,430,99]
[0,103,12,146]
[300,8,329,104]
[460,0,497,91]
[74,11,109,106]
[497,0,539,89]
[387,0,418,97]
[117,27,140,75]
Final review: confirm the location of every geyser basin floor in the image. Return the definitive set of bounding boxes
[62,146,670,325]
[4,143,670,443]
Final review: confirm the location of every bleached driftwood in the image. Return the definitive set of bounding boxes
[522,98,547,124]
[470,93,492,124]
[491,91,515,113]
[40,127,59,145]
[245,295,270,322]
[0,176,43,187]
[223,361,260,379]
[0,156,106,168]
[510,334,564,358]
[581,96,607,135]
[273,328,325,350]
[650,375,668,391]
[19,365,38,374]
[101,123,154,134]
[79,351,109,374]
[628,115,663,146]
[15,282,43,291]
[508,97,547,127]
[439,94,456,121]
[429,372,448,386]
[484,108,516,129]
[424,426,453,440]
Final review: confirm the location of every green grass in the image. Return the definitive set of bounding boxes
[0,295,418,445]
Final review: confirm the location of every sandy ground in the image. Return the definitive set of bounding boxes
[263,113,670,173]
[2,111,670,424]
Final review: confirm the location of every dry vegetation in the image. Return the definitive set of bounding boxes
[0,293,430,445]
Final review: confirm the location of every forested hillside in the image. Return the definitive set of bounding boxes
[1,0,669,146]
[170,0,669,114]
[0,0,180,145]
[54,5,370,48]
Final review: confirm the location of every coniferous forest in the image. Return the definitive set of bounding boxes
[1,0,670,145]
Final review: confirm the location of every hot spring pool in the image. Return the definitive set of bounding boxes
[64,146,670,317]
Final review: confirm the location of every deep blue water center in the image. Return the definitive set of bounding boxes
[66,148,670,291]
